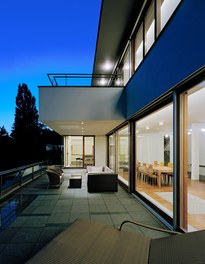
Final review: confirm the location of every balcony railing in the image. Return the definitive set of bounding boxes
[47,73,123,87]
[0,161,47,200]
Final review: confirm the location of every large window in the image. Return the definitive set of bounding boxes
[116,126,129,186]
[136,103,173,217]
[145,0,155,54]
[180,82,205,231]
[135,23,144,69]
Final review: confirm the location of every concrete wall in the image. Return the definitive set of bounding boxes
[126,0,205,118]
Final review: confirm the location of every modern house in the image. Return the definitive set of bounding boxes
[39,0,205,232]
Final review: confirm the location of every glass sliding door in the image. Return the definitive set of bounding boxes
[135,103,173,217]
[180,81,205,231]
[116,126,129,186]
[108,134,116,171]
[64,136,94,168]
[84,137,94,166]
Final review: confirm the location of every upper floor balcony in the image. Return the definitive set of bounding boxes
[38,74,126,136]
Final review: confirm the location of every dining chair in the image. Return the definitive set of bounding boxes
[147,165,158,185]
[153,160,158,166]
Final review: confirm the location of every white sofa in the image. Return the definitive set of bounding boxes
[87,166,114,174]
[87,166,118,192]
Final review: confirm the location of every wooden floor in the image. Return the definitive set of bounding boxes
[120,173,205,231]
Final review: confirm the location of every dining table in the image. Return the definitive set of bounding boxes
[153,165,173,188]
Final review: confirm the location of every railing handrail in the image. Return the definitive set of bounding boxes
[47,73,122,87]
[0,161,47,176]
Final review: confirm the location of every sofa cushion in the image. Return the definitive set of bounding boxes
[103,166,114,173]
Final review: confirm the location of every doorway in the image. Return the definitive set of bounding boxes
[64,136,95,168]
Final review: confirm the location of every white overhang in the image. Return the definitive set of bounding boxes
[39,86,126,135]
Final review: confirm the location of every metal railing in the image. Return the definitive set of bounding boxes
[47,73,123,87]
[0,161,47,200]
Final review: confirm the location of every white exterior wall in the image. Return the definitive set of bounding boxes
[95,136,107,166]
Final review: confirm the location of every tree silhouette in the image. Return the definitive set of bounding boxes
[0,126,8,137]
[0,126,14,171]
[11,83,40,165]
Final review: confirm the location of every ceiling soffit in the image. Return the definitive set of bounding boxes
[92,0,145,84]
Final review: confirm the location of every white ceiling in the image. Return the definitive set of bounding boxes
[45,120,123,136]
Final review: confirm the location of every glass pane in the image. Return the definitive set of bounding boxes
[109,134,116,170]
[145,1,155,54]
[123,48,131,85]
[135,23,143,69]
[180,82,205,231]
[136,104,173,217]
[64,136,83,167]
[84,137,94,167]
[116,126,129,186]
[159,0,181,31]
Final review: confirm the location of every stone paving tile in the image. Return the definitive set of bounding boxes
[23,216,49,227]
[11,227,43,243]
[0,171,170,264]
[0,242,35,264]
[47,212,70,224]
[90,214,113,226]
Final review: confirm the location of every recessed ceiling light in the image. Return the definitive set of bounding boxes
[146,126,150,130]
[81,122,84,125]
[99,79,107,86]
[201,128,205,132]
[115,79,121,86]
[102,61,113,71]
[159,122,164,126]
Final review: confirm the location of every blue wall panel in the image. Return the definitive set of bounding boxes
[126,0,205,118]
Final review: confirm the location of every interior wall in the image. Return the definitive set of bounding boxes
[136,131,173,164]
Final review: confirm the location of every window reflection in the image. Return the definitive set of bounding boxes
[116,126,129,186]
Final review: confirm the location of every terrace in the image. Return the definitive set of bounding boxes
[0,168,169,263]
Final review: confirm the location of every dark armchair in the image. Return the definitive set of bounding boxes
[46,169,63,188]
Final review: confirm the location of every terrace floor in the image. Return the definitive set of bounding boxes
[0,169,169,264]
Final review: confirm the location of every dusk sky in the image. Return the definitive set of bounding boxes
[0,0,101,133]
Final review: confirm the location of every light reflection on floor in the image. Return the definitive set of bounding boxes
[0,194,37,231]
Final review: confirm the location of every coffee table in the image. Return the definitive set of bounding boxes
[69,174,82,188]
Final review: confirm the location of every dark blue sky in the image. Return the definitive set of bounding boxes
[0,0,101,133]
